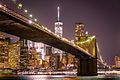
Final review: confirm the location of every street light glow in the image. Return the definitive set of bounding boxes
[24,9,28,13]
[29,14,33,17]
[34,18,37,22]
[29,20,32,24]
[85,31,88,35]
[18,3,23,9]
[0,4,2,8]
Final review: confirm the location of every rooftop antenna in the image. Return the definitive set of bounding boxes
[57,6,60,21]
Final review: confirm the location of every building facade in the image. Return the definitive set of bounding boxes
[115,56,120,67]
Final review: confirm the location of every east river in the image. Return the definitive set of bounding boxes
[0,74,120,80]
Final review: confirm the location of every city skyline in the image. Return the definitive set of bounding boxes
[1,0,120,65]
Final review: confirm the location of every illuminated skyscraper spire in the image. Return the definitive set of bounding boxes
[54,6,63,55]
[57,6,60,21]
[55,6,63,37]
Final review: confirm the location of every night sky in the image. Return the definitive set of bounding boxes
[1,0,120,65]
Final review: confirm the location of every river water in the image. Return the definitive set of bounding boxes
[0,74,120,80]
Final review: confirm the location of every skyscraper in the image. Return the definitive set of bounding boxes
[52,6,63,69]
[54,6,63,54]
[54,6,63,37]
[27,40,46,60]
[75,22,85,42]
[115,56,120,67]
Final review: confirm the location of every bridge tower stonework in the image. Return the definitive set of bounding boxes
[75,22,97,76]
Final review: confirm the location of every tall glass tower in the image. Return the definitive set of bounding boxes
[54,6,63,37]
[54,6,63,65]
[54,6,63,54]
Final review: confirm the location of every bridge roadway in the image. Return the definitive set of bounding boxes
[0,4,92,58]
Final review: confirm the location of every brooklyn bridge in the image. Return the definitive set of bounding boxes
[0,2,109,76]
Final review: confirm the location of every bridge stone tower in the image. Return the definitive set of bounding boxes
[75,22,97,76]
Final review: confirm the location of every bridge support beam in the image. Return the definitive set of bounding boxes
[77,57,97,76]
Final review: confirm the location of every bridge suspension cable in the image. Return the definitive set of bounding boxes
[96,42,110,68]
[96,42,104,63]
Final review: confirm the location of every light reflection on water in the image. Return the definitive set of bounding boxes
[0,75,120,80]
